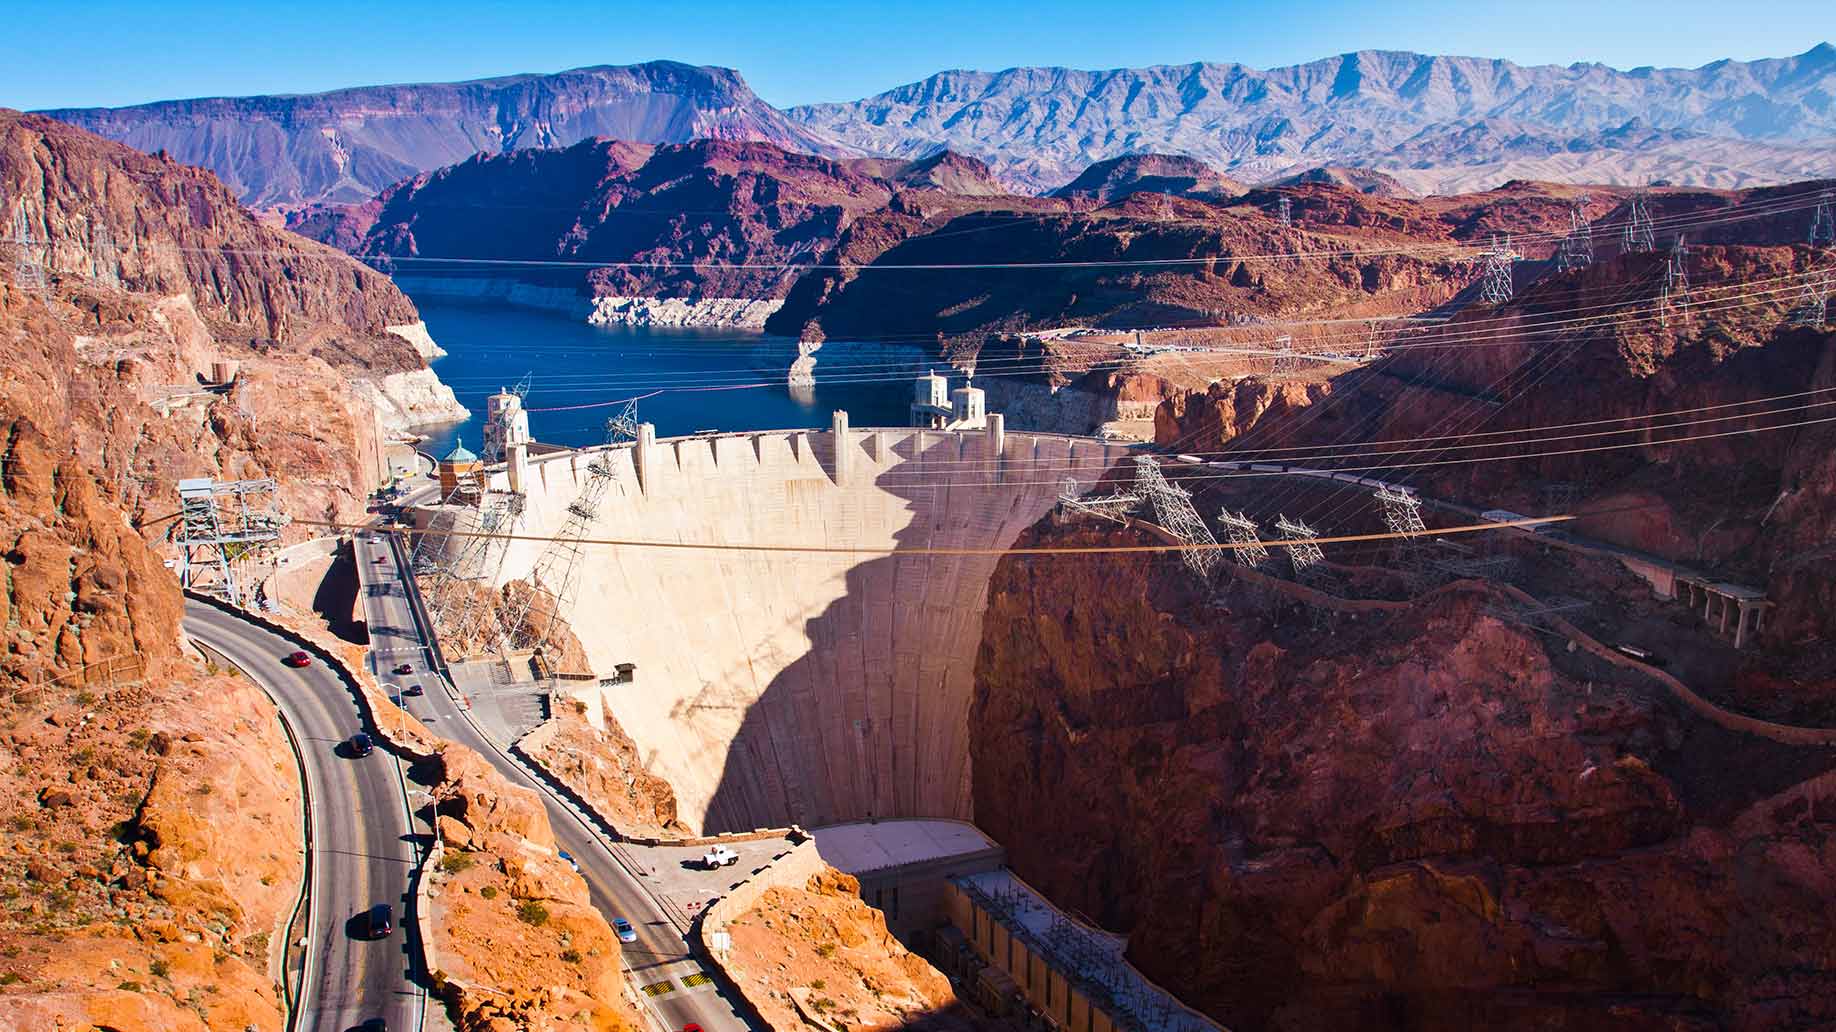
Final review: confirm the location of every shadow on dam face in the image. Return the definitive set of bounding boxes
[492,424,1138,834]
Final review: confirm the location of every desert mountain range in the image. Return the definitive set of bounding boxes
[35,45,1836,205]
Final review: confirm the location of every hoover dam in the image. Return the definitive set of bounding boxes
[428,409,1142,833]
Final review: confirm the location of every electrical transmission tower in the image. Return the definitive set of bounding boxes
[1272,515,1325,579]
[1267,335,1300,376]
[8,206,47,297]
[173,477,289,608]
[1374,485,1427,538]
[1621,190,1656,254]
[1277,196,1292,227]
[1478,234,1519,304]
[1788,269,1832,327]
[1216,510,1270,570]
[498,402,639,653]
[1555,196,1593,271]
[1660,235,1690,329]
[414,375,533,653]
[1359,322,1387,363]
[1057,477,1142,525]
[1132,457,1222,582]
[1811,189,1835,248]
[1374,484,1428,579]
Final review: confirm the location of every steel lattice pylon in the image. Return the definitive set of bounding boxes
[1133,457,1222,582]
[1277,195,1292,227]
[498,403,640,651]
[414,374,532,652]
[173,478,288,608]
[1478,234,1519,304]
[1273,514,1325,578]
[1216,510,1269,570]
[1788,269,1831,327]
[1660,235,1690,328]
[1267,335,1300,376]
[1810,189,1835,249]
[1556,196,1593,271]
[1622,190,1656,254]
[1057,477,1142,525]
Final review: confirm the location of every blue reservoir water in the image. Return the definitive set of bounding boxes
[407,296,918,455]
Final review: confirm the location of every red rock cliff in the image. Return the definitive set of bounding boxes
[971,520,1836,1031]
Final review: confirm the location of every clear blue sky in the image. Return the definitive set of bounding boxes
[3,0,1830,111]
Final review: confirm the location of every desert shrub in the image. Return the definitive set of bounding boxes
[438,850,475,874]
[479,885,498,900]
[149,959,169,978]
[560,948,582,963]
[517,900,549,926]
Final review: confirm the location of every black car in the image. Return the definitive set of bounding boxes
[404,684,424,697]
[349,732,374,758]
[393,663,413,676]
[362,903,394,939]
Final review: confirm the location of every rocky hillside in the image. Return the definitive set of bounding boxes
[790,45,1836,191]
[724,867,998,1032]
[40,62,850,208]
[1051,153,1246,203]
[0,110,452,1030]
[972,520,1836,1030]
[1,109,463,442]
[292,137,1049,316]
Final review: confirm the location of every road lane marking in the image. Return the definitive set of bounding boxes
[680,972,713,988]
[641,979,678,997]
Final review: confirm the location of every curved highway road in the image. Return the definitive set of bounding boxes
[353,529,756,1032]
[184,598,425,1032]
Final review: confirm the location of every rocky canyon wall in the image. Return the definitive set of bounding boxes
[970,518,1836,1031]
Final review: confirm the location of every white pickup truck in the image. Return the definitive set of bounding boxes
[700,845,739,869]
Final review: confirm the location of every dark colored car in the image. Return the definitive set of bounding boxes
[363,903,394,939]
[355,1019,388,1032]
[373,555,388,563]
[349,732,374,758]
[404,684,424,697]
[283,650,312,668]
[393,663,413,676]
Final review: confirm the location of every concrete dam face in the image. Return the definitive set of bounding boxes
[481,422,1137,834]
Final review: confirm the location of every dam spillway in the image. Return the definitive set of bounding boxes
[453,418,1140,833]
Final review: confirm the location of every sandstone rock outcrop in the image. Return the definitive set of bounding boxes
[428,747,644,1032]
[724,867,1000,1032]
[0,109,461,1031]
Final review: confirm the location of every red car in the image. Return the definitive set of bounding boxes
[283,651,311,668]
[682,1025,702,1032]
